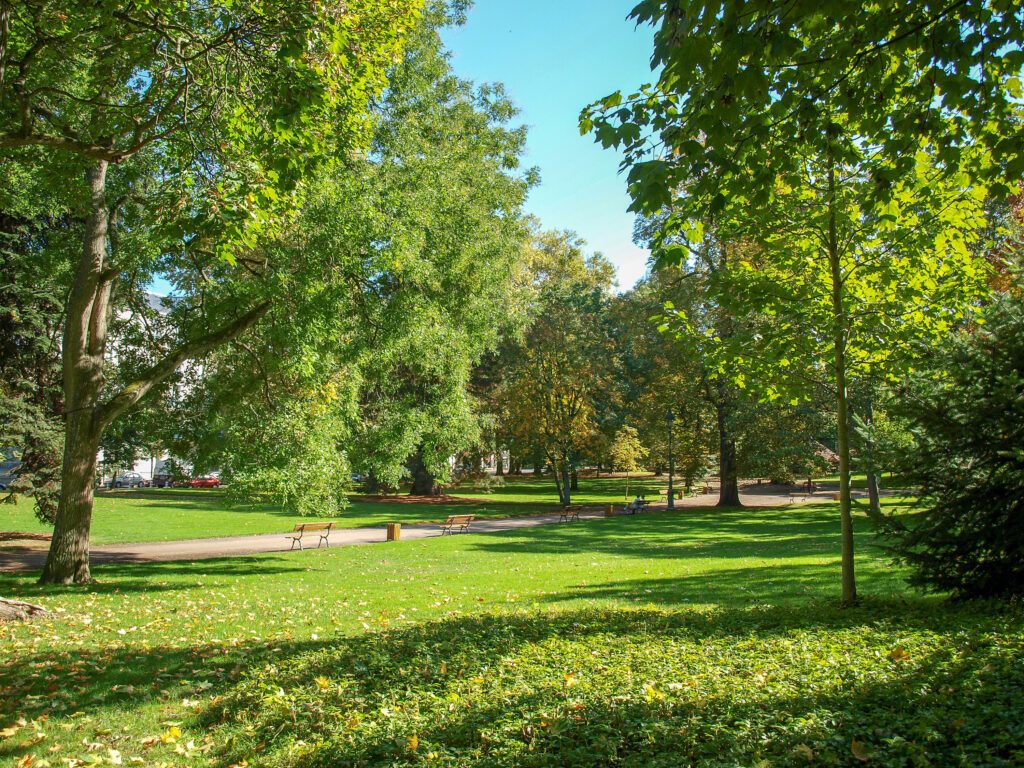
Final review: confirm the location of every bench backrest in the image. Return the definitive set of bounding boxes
[293,522,335,532]
[444,515,474,523]
[564,505,582,511]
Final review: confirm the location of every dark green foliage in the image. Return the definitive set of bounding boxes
[0,167,70,523]
[890,294,1024,598]
[207,605,1024,768]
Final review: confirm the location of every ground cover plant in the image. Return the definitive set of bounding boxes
[2,501,1022,767]
[0,475,680,545]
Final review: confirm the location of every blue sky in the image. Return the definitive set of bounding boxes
[442,1,658,290]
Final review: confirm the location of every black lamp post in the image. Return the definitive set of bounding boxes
[667,409,676,511]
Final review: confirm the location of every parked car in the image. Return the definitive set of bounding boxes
[152,473,175,488]
[189,475,221,488]
[110,472,147,489]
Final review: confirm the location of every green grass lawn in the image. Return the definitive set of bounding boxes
[1,474,677,544]
[814,471,914,490]
[2,501,1021,767]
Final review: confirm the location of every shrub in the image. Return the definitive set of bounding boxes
[889,294,1024,598]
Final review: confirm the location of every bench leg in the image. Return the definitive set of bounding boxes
[319,534,329,548]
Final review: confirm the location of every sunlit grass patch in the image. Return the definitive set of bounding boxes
[2,502,1019,766]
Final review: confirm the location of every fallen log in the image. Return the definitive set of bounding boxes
[0,598,47,622]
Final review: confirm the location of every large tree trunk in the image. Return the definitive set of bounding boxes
[495,445,504,476]
[828,162,857,606]
[716,392,741,507]
[40,162,112,585]
[570,469,578,491]
[408,447,439,496]
[364,471,381,494]
[41,410,104,583]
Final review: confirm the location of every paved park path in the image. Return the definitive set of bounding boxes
[0,485,863,574]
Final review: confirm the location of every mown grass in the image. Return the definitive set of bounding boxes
[2,500,1022,767]
[1,474,676,544]
[813,472,913,491]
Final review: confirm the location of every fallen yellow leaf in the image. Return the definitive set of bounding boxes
[888,646,910,662]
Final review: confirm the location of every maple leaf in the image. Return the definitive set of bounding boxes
[888,646,910,662]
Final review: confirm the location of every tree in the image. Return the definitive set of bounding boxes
[608,425,648,500]
[583,1,1014,604]
[0,159,67,523]
[888,291,1024,598]
[612,269,715,494]
[158,4,530,506]
[0,1,420,583]
[499,231,619,505]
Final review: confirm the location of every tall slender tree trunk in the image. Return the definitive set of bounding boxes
[40,162,113,585]
[716,393,741,507]
[569,469,578,491]
[495,445,504,476]
[828,161,857,606]
[865,399,882,520]
[551,457,566,505]
[711,241,741,509]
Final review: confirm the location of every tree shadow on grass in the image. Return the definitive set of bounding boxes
[193,604,1023,768]
[0,555,309,595]
[467,505,860,564]
[538,563,906,608]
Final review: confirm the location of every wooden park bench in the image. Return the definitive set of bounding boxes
[559,505,582,522]
[440,514,474,535]
[286,522,335,551]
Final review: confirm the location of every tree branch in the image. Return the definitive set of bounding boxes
[99,301,270,426]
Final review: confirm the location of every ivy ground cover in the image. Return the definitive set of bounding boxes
[2,502,1021,767]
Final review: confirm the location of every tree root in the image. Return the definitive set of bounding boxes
[0,597,47,622]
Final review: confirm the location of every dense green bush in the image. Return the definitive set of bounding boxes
[890,294,1024,598]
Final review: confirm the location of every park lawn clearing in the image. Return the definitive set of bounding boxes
[2,502,1022,767]
[0,474,671,545]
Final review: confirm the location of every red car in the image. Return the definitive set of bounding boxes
[189,475,221,488]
